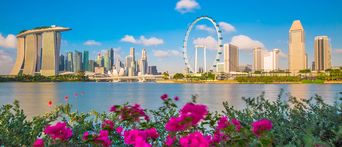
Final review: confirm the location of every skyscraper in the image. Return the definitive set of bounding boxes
[83,51,89,71]
[129,47,136,75]
[66,52,73,72]
[289,20,307,74]
[224,44,239,72]
[140,49,148,75]
[253,47,263,71]
[73,51,82,72]
[110,48,115,70]
[314,36,332,71]
[89,60,95,72]
[59,55,65,71]
[10,25,71,76]
[104,50,110,71]
[96,53,103,67]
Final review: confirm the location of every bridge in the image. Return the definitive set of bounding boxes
[89,75,164,82]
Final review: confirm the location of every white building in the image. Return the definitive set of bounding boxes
[263,49,280,72]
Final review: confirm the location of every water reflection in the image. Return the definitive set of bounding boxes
[0,82,340,118]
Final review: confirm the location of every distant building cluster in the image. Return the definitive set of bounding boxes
[59,47,160,76]
[252,20,332,74]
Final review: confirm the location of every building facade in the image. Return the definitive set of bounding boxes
[224,44,239,73]
[253,47,263,71]
[83,51,89,71]
[314,36,332,71]
[10,26,71,76]
[263,49,280,72]
[73,51,82,72]
[288,20,307,74]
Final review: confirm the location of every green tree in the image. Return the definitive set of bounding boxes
[173,73,184,80]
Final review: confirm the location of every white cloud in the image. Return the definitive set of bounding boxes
[230,35,265,50]
[0,34,17,48]
[219,22,236,33]
[334,49,342,54]
[193,36,218,50]
[120,35,137,44]
[0,50,14,75]
[175,0,200,13]
[84,40,102,46]
[153,50,182,58]
[121,35,164,46]
[196,25,215,33]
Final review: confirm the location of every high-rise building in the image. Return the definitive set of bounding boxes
[314,36,332,71]
[263,49,280,72]
[89,60,95,72]
[216,62,225,73]
[104,51,110,71]
[59,55,65,71]
[253,47,263,71]
[10,25,71,76]
[110,48,115,69]
[73,51,82,72]
[96,53,103,67]
[125,56,133,69]
[129,47,136,75]
[66,52,73,72]
[147,66,158,75]
[289,20,307,74]
[83,51,89,71]
[224,44,239,72]
[140,49,148,75]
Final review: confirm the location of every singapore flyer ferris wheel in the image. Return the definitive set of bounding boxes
[182,16,223,73]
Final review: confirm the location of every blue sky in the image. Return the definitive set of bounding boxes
[1,0,342,74]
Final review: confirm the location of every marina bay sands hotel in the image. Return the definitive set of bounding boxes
[10,25,71,76]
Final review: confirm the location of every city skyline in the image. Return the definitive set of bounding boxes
[1,0,342,74]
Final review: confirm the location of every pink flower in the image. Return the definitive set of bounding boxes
[174,96,179,101]
[116,126,123,135]
[161,94,168,100]
[83,130,112,147]
[145,128,159,139]
[110,105,118,112]
[179,132,210,147]
[113,104,149,122]
[95,130,112,147]
[123,128,158,146]
[82,131,90,141]
[165,115,192,132]
[102,119,114,131]
[44,122,72,141]
[251,119,273,137]
[165,135,176,146]
[33,138,44,147]
[180,103,208,125]
[74,93,78,97]
[216,116,230,130]
[231,118,242,132]
[166,103,208,132]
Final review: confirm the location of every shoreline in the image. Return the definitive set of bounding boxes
[155,80,342,84]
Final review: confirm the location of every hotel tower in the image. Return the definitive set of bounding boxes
[288,20,307,74]
[314,36,332,71]
[10,25,71,76]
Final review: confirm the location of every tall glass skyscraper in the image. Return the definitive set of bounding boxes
[59,55,65,71]
[83,51,89,71]
[73,51,82,72]
[314,36,332,71]
[66,52,73,72]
